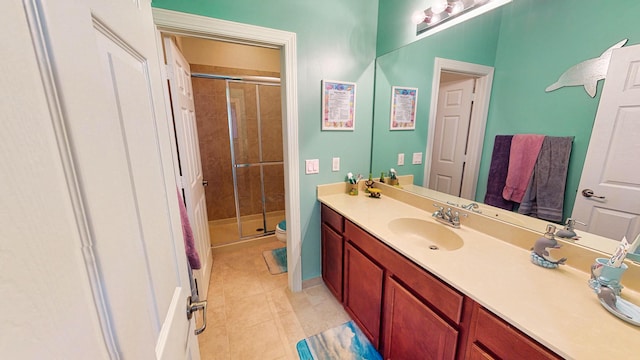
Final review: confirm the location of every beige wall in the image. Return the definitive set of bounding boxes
[179,36,280,73]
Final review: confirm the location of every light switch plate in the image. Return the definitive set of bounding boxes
[412,152,423,165]
[332,157,340,172]
[305,159,319,174]
[397,153,405,166]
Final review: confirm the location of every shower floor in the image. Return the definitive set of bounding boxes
[209,210,285,247]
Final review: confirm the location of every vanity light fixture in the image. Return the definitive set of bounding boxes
[414,0,512,36]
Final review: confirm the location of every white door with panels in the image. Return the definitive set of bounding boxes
[16,0,204,358]
[429,77,475,197]
[164,37,212,301]
[572,44,640,241]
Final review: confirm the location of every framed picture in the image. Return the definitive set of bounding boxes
[321,80,356,131]
[390,86,418,130]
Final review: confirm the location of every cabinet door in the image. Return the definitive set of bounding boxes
[321,223,344,301]
[383,276,458,360]
[343,242,384,349]
[469,306,561,360]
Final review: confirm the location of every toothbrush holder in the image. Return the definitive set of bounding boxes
[590,257,628,295]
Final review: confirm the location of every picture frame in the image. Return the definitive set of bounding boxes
[390,86,418,130]
[321,80,356,131]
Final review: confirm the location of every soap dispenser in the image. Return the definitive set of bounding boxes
[531,224,567,269]
[555,218,585,239]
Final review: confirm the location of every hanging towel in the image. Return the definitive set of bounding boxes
[484,135,516,210]
[177,188,201,270]
[518,136,573,222]
[502,134,545,203]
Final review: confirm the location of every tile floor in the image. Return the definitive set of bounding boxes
[198,236,351,360]
[209,211,286,247]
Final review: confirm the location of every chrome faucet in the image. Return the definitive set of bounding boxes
[461,202,482,213]
[432,204,461,228]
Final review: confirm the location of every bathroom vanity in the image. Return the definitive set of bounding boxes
[318,182,640,359]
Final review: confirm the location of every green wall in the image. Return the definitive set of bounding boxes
[478,0,640,219]
[373,0,640,222]
[371,10,503,185]
[152,0,379,280]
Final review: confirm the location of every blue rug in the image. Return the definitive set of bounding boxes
[262,247,287,274]
[296,321,382,360]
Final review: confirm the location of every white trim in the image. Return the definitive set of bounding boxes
[152,8,302,292]
[424,57,494,200]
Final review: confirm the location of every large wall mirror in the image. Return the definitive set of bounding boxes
[370,0,640,255]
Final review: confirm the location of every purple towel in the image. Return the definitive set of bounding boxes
[484,135,516,211]
[177,188,201,270]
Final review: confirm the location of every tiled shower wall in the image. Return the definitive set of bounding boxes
[191,64,284,222]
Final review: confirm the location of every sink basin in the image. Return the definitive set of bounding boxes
[387,218,464,251]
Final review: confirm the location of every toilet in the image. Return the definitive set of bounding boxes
[275,220,287,243]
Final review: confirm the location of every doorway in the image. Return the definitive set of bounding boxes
[424,58,495,200]
[153,9,302,292]
[171,35,285,247]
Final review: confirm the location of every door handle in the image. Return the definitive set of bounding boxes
[186,296,207,335]
[202,180,208,187]
[581,189,605,199]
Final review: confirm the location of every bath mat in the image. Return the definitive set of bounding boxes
[262,247,287,275]
[296,321,382,360]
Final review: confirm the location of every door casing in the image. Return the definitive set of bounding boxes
[153,9,302,292]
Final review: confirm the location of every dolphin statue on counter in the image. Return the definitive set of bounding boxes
[545,39,627,98]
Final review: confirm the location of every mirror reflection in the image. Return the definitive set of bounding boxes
[370,0,640,254]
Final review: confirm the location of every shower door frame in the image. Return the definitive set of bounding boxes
[227,79,284,240]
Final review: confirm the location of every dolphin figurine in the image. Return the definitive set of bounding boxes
[545,39,628,97]
[597,286,632,319]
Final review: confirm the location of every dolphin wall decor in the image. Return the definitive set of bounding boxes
[545,39,628,97]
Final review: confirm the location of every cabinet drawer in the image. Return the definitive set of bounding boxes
[321,204,344,233]
[473,307,560,359]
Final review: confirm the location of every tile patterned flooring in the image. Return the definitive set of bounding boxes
[198,236,350,360]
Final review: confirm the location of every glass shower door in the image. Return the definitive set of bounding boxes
[227,80,284,239]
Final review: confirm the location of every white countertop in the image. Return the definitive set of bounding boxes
[318,185,640,359]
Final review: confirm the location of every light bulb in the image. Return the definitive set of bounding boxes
[430,0,448,14]
[448,0,464,14]
[411,10,427,24]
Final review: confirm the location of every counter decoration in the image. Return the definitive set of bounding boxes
[530,224,567,269]
[364,173,375,193]
[368,188,381,198]
[388,168,399,186]
[589,237,640,326]
[346,172,362,196]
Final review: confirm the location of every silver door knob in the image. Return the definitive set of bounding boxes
[581,189,605,199]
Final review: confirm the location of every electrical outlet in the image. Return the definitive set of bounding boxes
[332,157,340,171]
[397,153,405,166]
[412,152,423,165]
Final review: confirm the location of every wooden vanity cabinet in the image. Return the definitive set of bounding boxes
[466,304,562,360]
[321,208,560,359]
[343,219,468,357]
[321,204,344,301]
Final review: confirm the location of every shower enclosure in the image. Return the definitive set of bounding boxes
[226,79,285,239]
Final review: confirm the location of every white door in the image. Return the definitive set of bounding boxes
[572,44,640,241]
[33,0,201,358]
[429,76,475,196]
[164,37,212,301]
